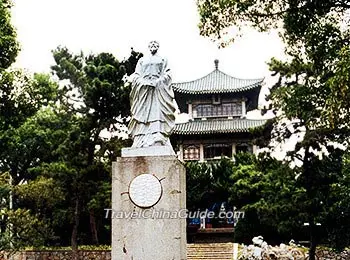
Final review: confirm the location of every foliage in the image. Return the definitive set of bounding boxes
[230,150,350,251]
[197,0,350,47]
[1,106,69,183]
[0,172,10,207]
[266,14,350,259]
[185,151,350,250]
[185,157,235,210]
[0,49,139,248]
[197,1,350,258]
[228,153,298,243]
[324,151,350,251]
[0,209,54,251]
[0,0,19,70]
[43,47,140,248]
[0,103,71,250]
[0,0,60,250]
[51,47,141,126]
[15,176,65,212]
[186,161,213,210]
[0,0,141,248]
[0,173,55,250]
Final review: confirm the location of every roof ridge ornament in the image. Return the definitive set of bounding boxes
[214,59,219,70]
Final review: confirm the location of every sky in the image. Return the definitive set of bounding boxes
[11,0,285,83]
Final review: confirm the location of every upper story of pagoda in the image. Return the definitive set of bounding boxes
[172,59,264,120]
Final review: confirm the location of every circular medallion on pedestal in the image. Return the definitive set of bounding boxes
[128,173,163,208]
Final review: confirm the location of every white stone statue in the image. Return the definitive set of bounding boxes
[128,41,176,148]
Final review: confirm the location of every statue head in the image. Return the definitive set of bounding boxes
[148,41,160,55]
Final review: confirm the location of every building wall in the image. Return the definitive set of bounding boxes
[177,135,258,162]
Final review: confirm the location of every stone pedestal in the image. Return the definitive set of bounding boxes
[121,145,175,157]
[112,155,186,260]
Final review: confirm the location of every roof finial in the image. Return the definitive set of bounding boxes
[214,59,219,70]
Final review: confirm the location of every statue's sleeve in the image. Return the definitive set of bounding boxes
[160,58,171,86]
[132,58,143,85]
[130,58,144,110]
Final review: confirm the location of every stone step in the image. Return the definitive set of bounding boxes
[187,243,234,260]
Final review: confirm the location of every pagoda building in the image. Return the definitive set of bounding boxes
[171,60,266,162]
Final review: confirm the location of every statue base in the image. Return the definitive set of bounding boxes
[111,156,187,260]
[121,145,175,157]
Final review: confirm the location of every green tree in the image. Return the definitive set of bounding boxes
[229,152,348,247]
[0,48,140,250]
[324,150,350,250]
[197,0,350,47]
[197,1,350,259]
[0,173,55,252]
[42,47,141,249]
[266,24,349,260]
[0,0,62,250]
[0,0,19,70]
[186,158,236,217]
[186,161,213,210]
[0,99,71,250]
[1,0,141,249]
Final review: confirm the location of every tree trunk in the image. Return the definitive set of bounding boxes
[303,143,318,260]
[89,209,99,244]
[309,221,317,260]
[87,130,100,244]
[71,198,80,259]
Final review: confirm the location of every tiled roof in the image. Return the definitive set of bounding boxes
[172,69,264,94]
[173,119,267,135]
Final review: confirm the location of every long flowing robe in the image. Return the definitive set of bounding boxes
[128,54,176,148]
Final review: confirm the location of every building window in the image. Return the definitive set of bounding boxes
[236,144,253,154]
[212,95,221,104]
[183,145,200,160]
[195,102,242,118]
[204,143,231,159]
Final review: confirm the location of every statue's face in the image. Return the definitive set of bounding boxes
[148,41,159,54]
